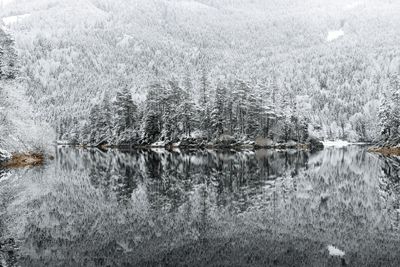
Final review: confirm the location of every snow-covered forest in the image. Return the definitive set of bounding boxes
[4,1,400,265]
[1,0,400,148]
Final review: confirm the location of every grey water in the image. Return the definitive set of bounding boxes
[1,146,400,266]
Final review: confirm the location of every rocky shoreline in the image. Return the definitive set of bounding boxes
[59,136,325,152]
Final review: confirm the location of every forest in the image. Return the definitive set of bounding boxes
[72,76,310,147]
[0,28,18,152]
[1,0,400,151]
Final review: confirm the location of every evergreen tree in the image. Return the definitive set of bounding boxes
[379,95,392,138]
[233,80,250,136]
[89,104,101,143]
[246,87,262,137]
[199,68,211,138]
[179,87,196,137]
[211,84,226,137]
[97,91,112,141]
[144,110,161,142]
[143,83,163,141]
[389,74,400,138]
[113,86,137,135]
[0,30,18,79]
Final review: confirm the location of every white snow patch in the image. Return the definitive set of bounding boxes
[326,29,344,42]
[56,140,71,146]
[327,245,345,257]
[344,2,361,10]
[2,14,31,26]
[117,34,133,48]
[151,141,166,148]
[1,0,15,7]
[322,140,350,148]
[0,148,11,161]
[0,170,12,182]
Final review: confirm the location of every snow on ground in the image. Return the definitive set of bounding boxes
[327,245,345,257]
[0,148,11,161]
[344,2,362,11]
[2,14,31,26]
[0,172,12,182]
[1,0,15,7]
[326,29,344,42]
[150,141,166,148]
[117,34,133,48]
[322,140,351,148]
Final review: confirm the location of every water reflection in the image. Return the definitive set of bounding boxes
[1,147,400,266]
[56,148,310,210]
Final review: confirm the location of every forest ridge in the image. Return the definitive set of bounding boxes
[0,0,400,149]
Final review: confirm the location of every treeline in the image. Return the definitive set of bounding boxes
[58,76,309,146]
[0,29,18,149]
[378,73,400,145]
[0,29,17,80]
[7,0,399,143]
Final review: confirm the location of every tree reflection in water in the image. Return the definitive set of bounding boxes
[1,146,400,266]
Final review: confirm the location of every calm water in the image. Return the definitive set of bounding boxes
[1,146,400,266]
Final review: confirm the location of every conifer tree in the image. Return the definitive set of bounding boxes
[211,84,226,137]
[114,86,137,135]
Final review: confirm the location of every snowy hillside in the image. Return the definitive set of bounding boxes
[1,0,400,145]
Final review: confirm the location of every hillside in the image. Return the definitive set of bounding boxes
[1,0,400,144]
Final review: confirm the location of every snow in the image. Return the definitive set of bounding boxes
[327,245,345,257]
[1,0,15,7]
[2,14,31,26]
[322,140,351,148]
[344,2,362,11]
[56,140,71,146]
[150,141,166,148]
[117,34,133,48]
[0,148,11,161]
[0,171,12,182]
[326,29,345,42]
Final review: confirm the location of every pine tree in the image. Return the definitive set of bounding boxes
[278,89,292,142]
[379,95,391,138]
[97,91,112,142]
[143,83,163,141]
[389,73,400,138]
[199,68,211,138]
[0,30,18,79]
[246,87,262,137]
[159,80,183,141]
[144,110,161,142]
[89,104,101,144]
[179,87,196,137]
[211,84,226,137]
[0,46,4,79]
[233,79,250,137]
[113,86,137,136]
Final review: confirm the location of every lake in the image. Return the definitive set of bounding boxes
[1,146,400,266]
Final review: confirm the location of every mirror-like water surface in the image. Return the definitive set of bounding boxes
[1,146,400,266]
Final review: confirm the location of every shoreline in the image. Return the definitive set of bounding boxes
[367,146,400,156]
[0,152,45,169]
[57,142,323,152]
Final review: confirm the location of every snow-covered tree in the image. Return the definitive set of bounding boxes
[113,86,137,135]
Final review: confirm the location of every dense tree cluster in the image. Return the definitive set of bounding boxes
[2,0,400,144]
[0,29,17,80]
[379,73,400,144]
[62,75,311,146]
[0,29,18,148]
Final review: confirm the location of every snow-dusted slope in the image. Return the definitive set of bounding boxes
[2,14,31,26]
